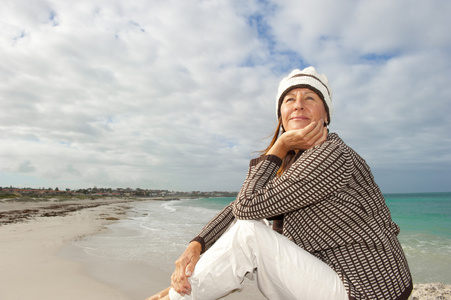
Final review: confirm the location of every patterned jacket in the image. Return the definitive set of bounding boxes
[192,133,412,299]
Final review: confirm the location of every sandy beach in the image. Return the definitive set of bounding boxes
[0,198,449,300]
[0,197,142,300]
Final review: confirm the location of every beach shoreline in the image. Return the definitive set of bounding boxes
[0,197,144,300]
[0,198,449,300]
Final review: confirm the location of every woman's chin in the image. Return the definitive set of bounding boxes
[285,123,309,131]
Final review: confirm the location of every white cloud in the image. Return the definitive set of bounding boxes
[1,0,450,193]
[18,160,36,173]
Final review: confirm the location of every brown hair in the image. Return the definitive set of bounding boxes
[259,117,296,176]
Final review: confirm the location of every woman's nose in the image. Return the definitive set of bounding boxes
[294,99,304,110]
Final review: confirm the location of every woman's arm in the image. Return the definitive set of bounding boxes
[233,136,353,220]
[191,202,235,253]
[170,202,236,296]
[169,202,236,296]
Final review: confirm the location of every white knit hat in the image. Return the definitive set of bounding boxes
[276,67,333,124]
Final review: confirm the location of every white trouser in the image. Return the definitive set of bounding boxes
[169,220,348,300]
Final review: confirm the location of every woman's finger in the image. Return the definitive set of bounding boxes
[172,257,190,295]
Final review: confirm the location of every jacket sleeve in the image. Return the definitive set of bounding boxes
[190,202,236,253]
[233,140,353,220]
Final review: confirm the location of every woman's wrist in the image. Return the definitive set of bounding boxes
[188,241,202,254]
[267,137,289,159]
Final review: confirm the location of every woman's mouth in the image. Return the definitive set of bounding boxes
[290,115,309,121]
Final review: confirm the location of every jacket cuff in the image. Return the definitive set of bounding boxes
[190,236,206,254]
[249,154,282,167]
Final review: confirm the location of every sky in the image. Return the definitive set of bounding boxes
[1,0,450,194]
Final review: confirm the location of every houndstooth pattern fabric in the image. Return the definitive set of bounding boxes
[192,133,412,300]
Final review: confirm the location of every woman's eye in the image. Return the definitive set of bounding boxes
[285,98,294,102]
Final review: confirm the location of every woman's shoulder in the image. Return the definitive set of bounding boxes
[325,132,352,151]
[294,132,349,161]
[297,132,355,164]
[326,132,342,143]
[302,132,346,154]
[326,132,368,165]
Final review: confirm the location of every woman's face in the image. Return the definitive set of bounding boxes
[280,88,328,132]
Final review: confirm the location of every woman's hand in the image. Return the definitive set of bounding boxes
[268,120,328,159]
[171,241,202,296]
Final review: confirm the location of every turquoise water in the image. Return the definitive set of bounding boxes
[385,192,451,284]
[385,193,451,239]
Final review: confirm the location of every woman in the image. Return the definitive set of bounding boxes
[148,67,413,300]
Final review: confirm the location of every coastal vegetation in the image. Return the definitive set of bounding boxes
[0,186,238,201]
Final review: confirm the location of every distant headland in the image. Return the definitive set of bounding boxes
[0,186,238,201]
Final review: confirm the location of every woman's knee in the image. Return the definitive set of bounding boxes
[234,219,268,230]
[232,219,274,245]
[232,219,267,237]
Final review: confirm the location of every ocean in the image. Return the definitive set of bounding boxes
[385,192,451,284]
[62,192,451,296]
